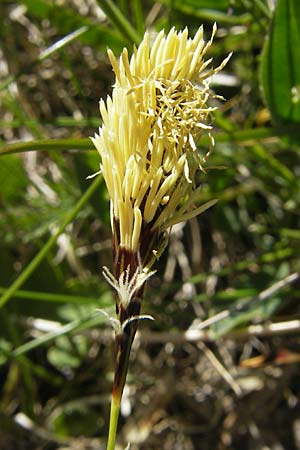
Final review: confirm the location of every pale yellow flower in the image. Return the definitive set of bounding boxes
[92,25,229,284]
[93,29,231,446]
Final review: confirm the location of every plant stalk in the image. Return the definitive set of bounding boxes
[107,324,137,450]
[107,394,121,450]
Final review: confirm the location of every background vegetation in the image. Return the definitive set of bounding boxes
[0,0,300,449]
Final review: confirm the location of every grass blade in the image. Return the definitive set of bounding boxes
[0,176,102,310]
[96,0,142,44]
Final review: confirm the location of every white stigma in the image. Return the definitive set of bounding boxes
[102,264,156,308]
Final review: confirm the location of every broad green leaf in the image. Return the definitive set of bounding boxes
[261,0,300,138]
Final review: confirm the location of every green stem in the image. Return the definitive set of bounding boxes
[106,326,137,449]
[253,0,272,19]
[158,0,251,25]
[0,127,284,157]
[96,0,141,45]
[0,286,109,304]
[0,138,92,156]
[107,394,121,450]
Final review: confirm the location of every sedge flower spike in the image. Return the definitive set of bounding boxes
[92,25,229,316]
[93,26,230,450]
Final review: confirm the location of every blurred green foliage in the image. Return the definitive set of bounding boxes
[0,0,299,448]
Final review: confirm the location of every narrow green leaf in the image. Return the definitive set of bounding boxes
[190,247,295,284]
[0,116,100,129]
[0,14,118,92]
[253,0,272,19]
[0,128,279,156]
[0,176,102,309]
[261,0,300,133]
[158,0,251,25]
[6,311,110,361]
[212,296,281,337]
[0,287,110,305]
[39,26,89,61]
[20,0,123,49]
[96,0,141,45]
[0,138,93,156]
[172,0,229,10]
[251,145,297,186]
[131,0,145,36]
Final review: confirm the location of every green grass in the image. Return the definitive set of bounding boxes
[0,1,300,449]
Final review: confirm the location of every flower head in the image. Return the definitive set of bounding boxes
[92,25,229,309]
